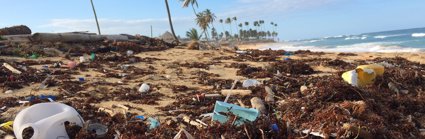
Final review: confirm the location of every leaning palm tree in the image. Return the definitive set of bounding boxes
[196,9,216,40]
[225,17,232,36]
[180,0,198,15]
[232,17,238,37]
[90,0,101,35]
[165,0,179,43]
[195,12,209,41]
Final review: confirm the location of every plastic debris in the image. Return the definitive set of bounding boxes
[79,56,86,63]
[0,121,13,131]
[271,124,279,132]
[78,77,85,82]
[29,53,39,59]
[242,79,261,88]
[264,86,275,103]
[138,83,150,93]
[67,61,77,69]
[250,97,266,114]
[148,117,160,129]
[87,123,108,137]
[236,50,247,54]
[90,52,96,61]
[135,115,145,120]
[342,64,385,87]
[126,50,134,56]
[13,103,84,139]
[212,101,259,126]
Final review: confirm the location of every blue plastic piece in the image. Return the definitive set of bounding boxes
[79,77,85,82]
[148,117,160,129]
[284,57,291,61]
[135,115,145,120]
[271,124,279,132]
[39,95,57,101]
[212,101,259,126]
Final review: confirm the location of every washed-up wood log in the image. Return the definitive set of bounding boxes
[0,25,31,35]
[250,97,266,114]
[104,35,129,41]
[1,35,32,43]
[31,33,105,43]
[221,90,252,96]
[264,86,275,103]
[2,63,22,74]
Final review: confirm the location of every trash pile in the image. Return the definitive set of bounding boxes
[1,34,425,138]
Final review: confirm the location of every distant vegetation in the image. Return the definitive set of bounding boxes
[178,0,279,42]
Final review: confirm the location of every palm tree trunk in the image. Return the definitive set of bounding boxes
[191,5,197,15]
[165,0,179,43]
[90,0,101,35]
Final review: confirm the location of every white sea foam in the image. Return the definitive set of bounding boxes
[261,42,423,53]
[344,36,361,40]
[373,34,408,39]
[374,35,387,39]
[412,33,425,38]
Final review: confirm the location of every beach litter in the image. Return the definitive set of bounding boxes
[342,64,385,86]
[212,101,260,126]
[13,103,84,139]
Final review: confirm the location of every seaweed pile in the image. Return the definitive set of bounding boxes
[1,48,424,139]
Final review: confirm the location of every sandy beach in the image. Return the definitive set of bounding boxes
[1,42,425,138]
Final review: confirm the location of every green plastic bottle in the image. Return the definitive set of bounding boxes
[90,52,96,61]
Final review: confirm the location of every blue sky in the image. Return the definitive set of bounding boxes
[1,0,424,40]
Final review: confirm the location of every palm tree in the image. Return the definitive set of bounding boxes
[196,12,208,40]
[253,21,259,39]
[225,17,232,37]
[180,0,198,15]
[195,9,215,41]
[219,19,225,35]
[165,0,179,43]
[186,28,201,41]
[238,23,243,39]
[90,0,101,35]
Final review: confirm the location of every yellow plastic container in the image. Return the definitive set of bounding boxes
[342,64,385,87]
[357,64,385,76]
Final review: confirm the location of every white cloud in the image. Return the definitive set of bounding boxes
[37,17,196,36]
[218,0,338,19]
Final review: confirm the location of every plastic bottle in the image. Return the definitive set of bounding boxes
[13,103,84,139]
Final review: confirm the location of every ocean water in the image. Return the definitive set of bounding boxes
[265,27,425,52]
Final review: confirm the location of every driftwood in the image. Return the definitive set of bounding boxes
[2,63,22,74]
[31,33,105,43]
[1,35,32,43]
[221,90,252,96]
[180,114,205,128]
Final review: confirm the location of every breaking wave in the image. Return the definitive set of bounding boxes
[412,33,425,38]
[261,42,423,53]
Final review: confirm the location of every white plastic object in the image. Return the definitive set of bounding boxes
[242,79,261,88]
[13,102,84,139]
[126,50,134,56]
[138,83,150,93]
[79,56,86,63]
